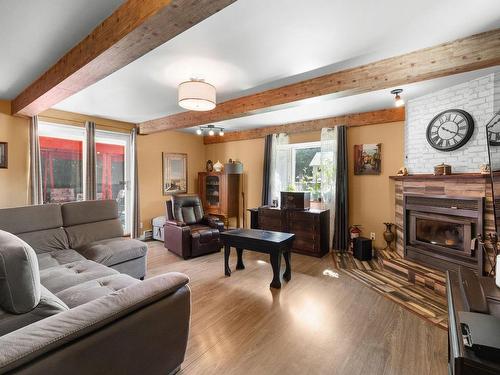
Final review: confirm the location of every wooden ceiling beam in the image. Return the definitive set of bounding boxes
[140,28,500,135]
[202,107,405,144]
[12,0,236,117]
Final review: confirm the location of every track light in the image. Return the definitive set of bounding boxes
[391,89,404,107]
[195,124,225,136]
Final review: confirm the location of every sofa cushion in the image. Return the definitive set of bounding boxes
[56,274,141,308]
[0,286,68,336]
[0,230,41,314]
[61,200,119,227]
[36,250,86,271]
[40,260,118,294]
[0,204,62,235]
[64,220,124,250]
[17,228,70,254]
[76,237,147,267]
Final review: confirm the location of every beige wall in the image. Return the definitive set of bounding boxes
[348,121,404,248]
[0,100,30,208]
[204,122,404,248]
[138,130,205,231]
[205,138,265,226]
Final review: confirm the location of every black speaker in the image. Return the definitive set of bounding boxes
[353,237,372,261]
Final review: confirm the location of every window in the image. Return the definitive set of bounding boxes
[39,123,132,234]
[275,141,322,200]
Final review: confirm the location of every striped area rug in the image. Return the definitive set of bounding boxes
[332,251,448,330]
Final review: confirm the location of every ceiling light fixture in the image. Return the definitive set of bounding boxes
[178,79,216,111]
[391,88,404,107]
[196,124,224,137]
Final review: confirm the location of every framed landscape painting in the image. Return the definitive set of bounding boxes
[0,142,7,169]
[162,153,187,195]
[354,143,381,175]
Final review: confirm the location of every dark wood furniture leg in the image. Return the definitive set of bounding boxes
[283,250,291,281]
[224,245,231,276]
[269,249,282,289]
[236,248,245,270]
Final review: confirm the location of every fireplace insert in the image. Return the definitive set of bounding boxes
[404,194,483,274]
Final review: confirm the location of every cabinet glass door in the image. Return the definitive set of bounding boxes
[206,175,220,207]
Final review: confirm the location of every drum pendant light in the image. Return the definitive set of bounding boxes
[178,79,216,111]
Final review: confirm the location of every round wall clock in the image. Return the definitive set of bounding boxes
[426,109,474,151]
[486,112,500,146]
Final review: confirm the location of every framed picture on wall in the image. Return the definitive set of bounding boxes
[354,143,381,175]
[162,153,187,195]
[0,142,7,169]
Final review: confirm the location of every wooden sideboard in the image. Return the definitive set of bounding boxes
[198,172,240,227]
[249,206,330,257]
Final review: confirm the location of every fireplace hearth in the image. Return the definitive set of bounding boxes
[404,194,483,274]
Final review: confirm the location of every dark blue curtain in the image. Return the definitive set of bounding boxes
[333,126,349,251]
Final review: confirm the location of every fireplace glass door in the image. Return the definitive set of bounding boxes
[409,212,472,256]
[415,218,464,250]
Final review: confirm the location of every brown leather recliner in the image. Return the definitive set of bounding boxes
[164,194,224,259]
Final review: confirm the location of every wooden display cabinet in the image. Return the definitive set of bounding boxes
[198,172,240,227]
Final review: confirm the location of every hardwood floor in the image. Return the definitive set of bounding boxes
[146,241,447,375]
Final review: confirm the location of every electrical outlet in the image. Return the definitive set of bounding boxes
[370,232,376,240]
[140,222,144,229]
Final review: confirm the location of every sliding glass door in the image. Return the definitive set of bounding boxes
[39,123,85,203]
[95,130,131,234]
[38,122,132,234]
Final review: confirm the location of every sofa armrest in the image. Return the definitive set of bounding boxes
[0,273,191,375]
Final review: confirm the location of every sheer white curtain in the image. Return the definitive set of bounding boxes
[269,133,290,206]
[320,128,337,249]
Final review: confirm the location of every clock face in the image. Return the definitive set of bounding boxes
[426,109,474,151]
[487,113,500,146]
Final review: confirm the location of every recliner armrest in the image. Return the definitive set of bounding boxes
[201,216,225,232]
[0,273,191,375]
[166,219,186,227]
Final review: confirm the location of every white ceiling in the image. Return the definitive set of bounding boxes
[5,0,500,132]
[0,0,125,99]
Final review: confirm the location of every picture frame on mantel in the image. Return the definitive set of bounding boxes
[162,152,187,195]
[0,142,7,169]
[354,143,381,175]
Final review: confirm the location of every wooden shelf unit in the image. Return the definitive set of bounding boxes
[198,172,240,227]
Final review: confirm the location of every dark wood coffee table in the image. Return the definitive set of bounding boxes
[220,228,295,289]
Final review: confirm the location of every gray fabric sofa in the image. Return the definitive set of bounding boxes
[0,201,190,374]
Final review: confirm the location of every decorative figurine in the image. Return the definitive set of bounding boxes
[213,160,223,172]
[396,167,408,176]
[206,160,213,172]
[480,163,491,175]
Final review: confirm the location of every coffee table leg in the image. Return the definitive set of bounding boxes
[283,250,291,282]
[224,245,231,276]
[236,248,245,270]
[269,250,282,289]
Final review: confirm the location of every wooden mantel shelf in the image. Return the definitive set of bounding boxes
[389,173,490,180]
